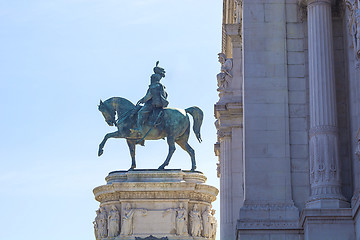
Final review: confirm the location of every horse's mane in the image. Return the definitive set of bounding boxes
[103,97,136,120]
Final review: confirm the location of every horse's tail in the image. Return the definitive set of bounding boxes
[185,107,203,143]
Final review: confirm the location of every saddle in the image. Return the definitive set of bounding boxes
[148,108,164,128]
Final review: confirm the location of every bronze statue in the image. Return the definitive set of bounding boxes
[131,61,168,137]
[98,62,203,171]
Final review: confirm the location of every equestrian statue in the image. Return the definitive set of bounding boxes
[98,62,203,171]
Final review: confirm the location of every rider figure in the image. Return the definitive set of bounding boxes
[131,61,169,137]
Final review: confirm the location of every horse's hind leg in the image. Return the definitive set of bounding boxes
[158,136,176,170]
[126,139,136,170]
[176,138,196,171]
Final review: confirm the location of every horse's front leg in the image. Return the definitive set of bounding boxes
[98,131,121,156]
[158,136,176,170]
[126,139,136,170]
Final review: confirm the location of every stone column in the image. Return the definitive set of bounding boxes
[218,129,234,240]
[306,0,348,208]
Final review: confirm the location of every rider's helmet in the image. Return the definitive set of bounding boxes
[153,61,165,78]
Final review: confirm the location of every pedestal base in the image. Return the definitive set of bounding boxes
[306,198,350,209]
[300,208,355,240]
[93,170,218,240]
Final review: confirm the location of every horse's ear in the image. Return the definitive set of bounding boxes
[100,100,103,105]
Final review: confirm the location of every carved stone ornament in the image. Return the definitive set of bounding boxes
[355,139,360,160]
[234,0,243,24]
[356,128,360,160]
[135,236,169,240]
[345,0,360,68]
[216,53,233,91]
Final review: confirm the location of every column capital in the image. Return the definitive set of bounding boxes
[299,0,334,6]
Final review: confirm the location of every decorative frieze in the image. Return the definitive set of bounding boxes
[309,125,338,138]
[240,202,298,211]
[237,220,299,230]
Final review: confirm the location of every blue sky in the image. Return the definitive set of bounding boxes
[0,0,222,239]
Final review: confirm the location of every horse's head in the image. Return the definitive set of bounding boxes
[98,100,116,126]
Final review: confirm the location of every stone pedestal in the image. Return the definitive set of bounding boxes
[93,170,218,240]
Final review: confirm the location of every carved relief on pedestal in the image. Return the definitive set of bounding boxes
[94,207,108,239]
[217,53,233,92]
[163,203,189,236]
[175,203,188,236]
[120,203,148,236]
[189,204,203,237]
[107,205,120,238]
[345,0,360,68]
[202,206,212,238]
[200,205,218,239]
[210,209,217,240]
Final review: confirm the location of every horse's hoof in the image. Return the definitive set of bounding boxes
[98,149,103,156]
[190,166,197,172]
[158,165,165,170]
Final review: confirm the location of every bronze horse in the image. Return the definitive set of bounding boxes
[98,97,203,171]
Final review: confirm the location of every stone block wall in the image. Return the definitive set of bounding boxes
[286,0,310,213]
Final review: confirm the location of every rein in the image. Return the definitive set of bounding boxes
[116,104,141,126]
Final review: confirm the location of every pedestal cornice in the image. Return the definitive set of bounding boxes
[94,170,218,204]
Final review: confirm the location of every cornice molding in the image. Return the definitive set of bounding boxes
[224,24,242,48]
[214,101,243,119]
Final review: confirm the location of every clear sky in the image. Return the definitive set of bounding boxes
[0,0,222,239]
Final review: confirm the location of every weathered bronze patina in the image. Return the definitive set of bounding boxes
[98,62,203,171]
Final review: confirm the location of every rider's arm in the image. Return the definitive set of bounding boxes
[140,90,152,103]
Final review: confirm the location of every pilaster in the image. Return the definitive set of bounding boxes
[214,101,243,240]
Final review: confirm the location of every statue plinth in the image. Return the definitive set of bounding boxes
[93,169,218,240]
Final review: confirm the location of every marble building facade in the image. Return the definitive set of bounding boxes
[215,0,360,239]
